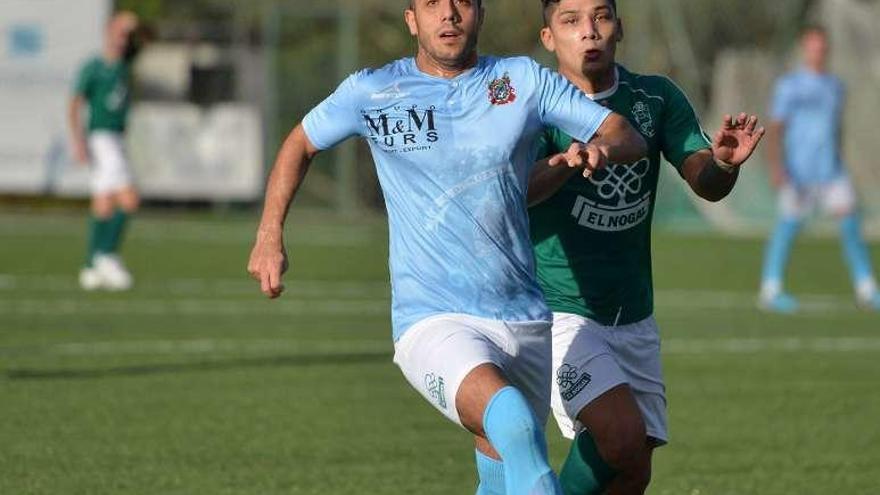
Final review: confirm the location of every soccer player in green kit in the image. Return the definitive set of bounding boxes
[529,1,766,494]
[69,11,142,291]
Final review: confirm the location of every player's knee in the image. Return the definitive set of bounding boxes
[91,196,114,218]
[484,388,542,451]
[118,190,140,213]
[592,416,649,482]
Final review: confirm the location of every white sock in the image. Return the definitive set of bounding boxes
[760,279,782,300]
[856,277,878,302]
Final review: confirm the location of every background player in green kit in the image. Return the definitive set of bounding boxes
[529,1,766,494]
[69,11,143,291]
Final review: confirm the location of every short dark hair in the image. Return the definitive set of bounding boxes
[541,0,617,26]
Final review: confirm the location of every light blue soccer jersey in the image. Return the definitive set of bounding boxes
[770,69,845,185]
[302,56,612,340]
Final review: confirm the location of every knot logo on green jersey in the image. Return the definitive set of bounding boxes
[572,159,652,232]
[363,105,439,153]
[632,101,656,137]
[488,73,516,105]
[557,364,592,402]
[424,373,447,410]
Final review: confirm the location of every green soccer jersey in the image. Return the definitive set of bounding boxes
[74,56,132,133]
[529,65,710,326]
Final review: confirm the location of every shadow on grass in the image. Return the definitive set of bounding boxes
[5,351,392,381]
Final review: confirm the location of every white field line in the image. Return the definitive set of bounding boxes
[0,299,390,316]
[0,274,390,298]
[0,339,391,357]
[0,215,381,246]
[656,289,855,313]
[2,337,879,360]
[663,337,880,354]
[0,274,863,314]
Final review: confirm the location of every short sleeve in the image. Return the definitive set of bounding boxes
[533,60,611,144]
[660,78,711,170]
[302,73,363,151]
[770,78,792,123]
[74,60,94,97]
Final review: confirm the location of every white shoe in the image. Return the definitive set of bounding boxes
[79,267,103,291]
[94,254,134,291]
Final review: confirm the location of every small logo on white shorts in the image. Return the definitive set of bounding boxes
[557,364,592,402]
[425,373,447,410]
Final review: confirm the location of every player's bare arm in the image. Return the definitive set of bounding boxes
[528,112,647,207]
[248,124,320,299]
[68,95,89,164]
[681,113,766,202]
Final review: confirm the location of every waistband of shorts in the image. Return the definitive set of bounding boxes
[552,312,656,331]
[399,312,551,340]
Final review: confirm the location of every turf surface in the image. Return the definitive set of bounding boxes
[1,210,878,494]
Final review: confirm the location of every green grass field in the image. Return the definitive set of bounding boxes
[1,210,878,494]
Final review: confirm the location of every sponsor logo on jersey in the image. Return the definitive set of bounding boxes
[370,83,409,101]
[632,100,656,137]
[425,372,447,410]
[363,105,439,153]
[557,364,592,402]
[488,73,517,105]
[571,158,652,232]
[106,83,129,112]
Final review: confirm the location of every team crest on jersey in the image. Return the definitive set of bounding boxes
[632,101,656,137]
[557,364,592,402]
[488,73,517,105]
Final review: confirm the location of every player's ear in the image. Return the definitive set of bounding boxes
[615,18,624,42]
[404,5,419,37]
[540,26,556,52]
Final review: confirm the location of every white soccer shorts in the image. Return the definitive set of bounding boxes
[88,131,134,195]
[393,313,553,428]
[550,313,668,445]
[779,176,856,220]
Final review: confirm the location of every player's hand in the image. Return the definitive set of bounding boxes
[73,139,89,165]
[247,229,289,299]
[712,113,766,168]
[547,142,608,178]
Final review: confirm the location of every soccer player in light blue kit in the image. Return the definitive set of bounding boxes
[760,25,880,313]
[247,1,646,492]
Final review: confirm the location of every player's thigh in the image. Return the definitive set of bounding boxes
[577,383,648,463]
[605,316,668,445]
[502,319,554,426]
[393,314,509,431]
[822,176,857,218]
[550,313,629,440]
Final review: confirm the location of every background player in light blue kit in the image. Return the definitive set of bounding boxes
[760,25,880,313]
[247,1,646,493]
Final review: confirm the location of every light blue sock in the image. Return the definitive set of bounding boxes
[483,386,561,495]
[476,450,505,495]
[761,218,803,290]
[840,213,875,286]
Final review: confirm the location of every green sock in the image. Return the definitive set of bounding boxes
[560,430,617,495]
[86,214,112,267]
[103,209,130,254]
